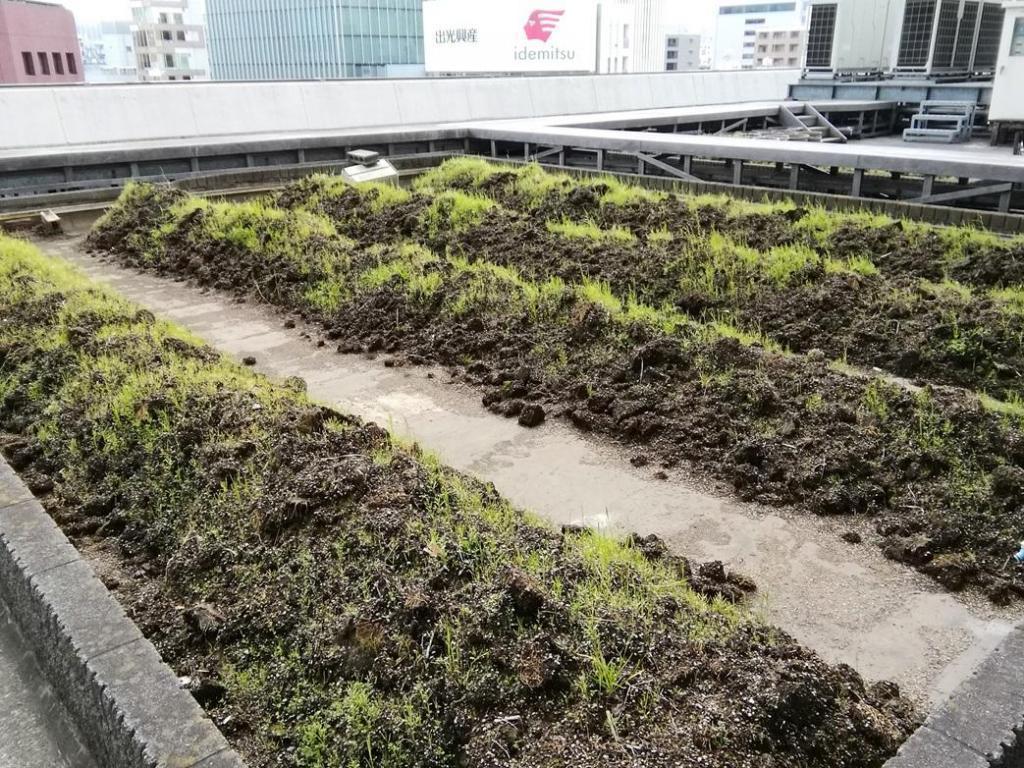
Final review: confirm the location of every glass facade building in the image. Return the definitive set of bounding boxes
[206,0,424,80]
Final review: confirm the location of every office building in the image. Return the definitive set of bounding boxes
[80,21,138,83]
[130,0,209,81]
[205,0,424,80]
[663,31,701,70]
[0,0,84,84]
[597,0,667,73]
[714,1,806,69]
[755,27,805,67]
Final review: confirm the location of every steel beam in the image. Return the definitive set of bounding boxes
[910,182,1013,205]
[634,153,699,182]
[532,146,565,163]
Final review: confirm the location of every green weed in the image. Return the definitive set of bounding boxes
[546,218,636,243]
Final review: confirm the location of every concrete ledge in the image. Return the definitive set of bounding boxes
[885,624,1024,767]
[0,458,245,768]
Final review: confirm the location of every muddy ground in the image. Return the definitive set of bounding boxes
[85,167,1024,603]
[0,237,919,767]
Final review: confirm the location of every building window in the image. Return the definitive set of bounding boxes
[22,51,35,75]
[745,18,767,24]
[667,62,678,70]
[165,54,175,68]
[623,24,630,47]
[159,12,168,23]
[667,36,678,47]
[52,52,64,74]
[720,3,796,14]
[38,52,50,75]
[66,52,77,74]
[667,50,678,59]
[177,31,186,41]
[174,13,183,24]
[1012,18,1024,55]
[162,30,172,41]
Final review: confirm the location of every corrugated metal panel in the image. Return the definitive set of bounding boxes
[973,2,1004,70]
[897,0,937,68]
[805,3,837,68]
[951,0,979,69]
[930,0,959,69]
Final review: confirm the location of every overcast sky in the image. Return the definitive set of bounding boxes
[63,0,717,35]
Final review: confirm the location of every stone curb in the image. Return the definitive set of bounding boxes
[0,458,245,768]
[885,622,1023,768]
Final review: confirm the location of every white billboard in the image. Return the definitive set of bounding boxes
[423,0,598,74]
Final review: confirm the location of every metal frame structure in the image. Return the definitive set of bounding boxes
[1,99,1020,215]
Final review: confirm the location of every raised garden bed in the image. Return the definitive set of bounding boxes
[0,236,919,766]
[86,159,1024,603]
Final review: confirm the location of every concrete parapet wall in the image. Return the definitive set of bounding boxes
[0,70,799,151]
[0,459,244,767]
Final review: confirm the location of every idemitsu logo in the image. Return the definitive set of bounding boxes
[523,9,565,43]
[516,8,576,63]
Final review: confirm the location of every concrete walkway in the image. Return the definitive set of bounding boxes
[50,236,1023,708]
[0,600,95,768]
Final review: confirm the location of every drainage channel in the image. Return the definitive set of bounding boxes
[42,235,1023,711]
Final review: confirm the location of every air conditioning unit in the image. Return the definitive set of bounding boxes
[894,0,1005,76]
[805,0,906,75]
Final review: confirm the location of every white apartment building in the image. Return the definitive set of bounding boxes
[663,31,701,70]
[130,0,209,81]
[755,27,805,67]
[714,1,805,69]
[597,0,667,73]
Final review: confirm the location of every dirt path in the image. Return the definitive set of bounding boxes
[45,235,1021,708]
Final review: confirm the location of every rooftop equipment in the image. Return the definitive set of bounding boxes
[902,100,977,141]
[805,0,905,76]
[894,0,1006,76]
[340,149,398,186]
[987,0,1024,148]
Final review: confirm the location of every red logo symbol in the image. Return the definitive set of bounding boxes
[524,9,565,43]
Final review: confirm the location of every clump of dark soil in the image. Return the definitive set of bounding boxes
[84,168,1024,604]
[0,238,918,767]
